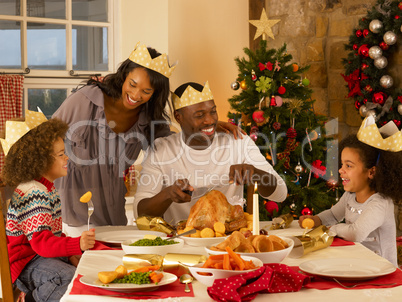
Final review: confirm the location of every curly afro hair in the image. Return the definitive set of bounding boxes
[339,134,402,205]
[2,118,68,187]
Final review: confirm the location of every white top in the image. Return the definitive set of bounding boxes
[318,192,397,266]
[134,133,287,224]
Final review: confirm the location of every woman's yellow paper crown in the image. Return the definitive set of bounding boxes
[357,115,402,152]
[172,81,214,110]
[0,110,48,156]
[128,42,177,78]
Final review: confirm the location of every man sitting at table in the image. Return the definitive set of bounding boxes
[134,81,287,224]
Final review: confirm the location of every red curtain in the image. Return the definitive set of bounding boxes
[0,75,24,179]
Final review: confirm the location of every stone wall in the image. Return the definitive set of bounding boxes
[265,0,378,138]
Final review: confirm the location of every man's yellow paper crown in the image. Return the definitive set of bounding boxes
[172,81,214,110]
[0,110,48,156]
[129,42,177,78]
[357,116,402,152]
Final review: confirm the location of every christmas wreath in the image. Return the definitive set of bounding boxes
[342,0,402,128]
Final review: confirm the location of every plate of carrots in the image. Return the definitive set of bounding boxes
[187,246,263,287]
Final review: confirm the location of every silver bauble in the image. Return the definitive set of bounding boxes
[383,31,397,45]
[398,103,402,115]
[369,46,382,59]
[374,56,388,69]
[230,81,240,90]
[380,75,393,88]
[359,105,368,117]
[369,19,383,33]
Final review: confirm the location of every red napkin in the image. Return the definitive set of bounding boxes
[91,240,121,250]
[70,274,194,299]
[330,237,355,246]
[304,267,402,290]
[207,263,309,302]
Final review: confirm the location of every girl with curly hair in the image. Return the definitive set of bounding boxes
[299,130,402,266]
[2,118,95,302]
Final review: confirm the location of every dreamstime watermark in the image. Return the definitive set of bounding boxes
[64,118,339,182]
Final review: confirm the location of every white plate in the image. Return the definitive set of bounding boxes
[299,258,396,281]
[181,236,227,247]
[79,272,177,292]
[95,226,166,244]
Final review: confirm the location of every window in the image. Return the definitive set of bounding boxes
[0,0,114,116]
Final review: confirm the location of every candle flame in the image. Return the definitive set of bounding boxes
[254,182,258,193]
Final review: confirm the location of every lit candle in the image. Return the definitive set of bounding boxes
[252,182,259,235]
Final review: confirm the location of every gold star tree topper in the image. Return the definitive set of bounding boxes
[249,8,280,40]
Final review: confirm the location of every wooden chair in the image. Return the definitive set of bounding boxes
[0,191,19,302]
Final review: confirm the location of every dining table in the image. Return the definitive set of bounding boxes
[60,220,402,302]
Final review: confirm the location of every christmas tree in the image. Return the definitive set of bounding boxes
[228,39,339,221]
[342,0,402,128]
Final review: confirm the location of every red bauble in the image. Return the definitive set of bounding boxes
[372,92,386,105]
[394,119,401,127]
[398,96,402,103]
[399,2,402,10]
[251,74,257,81]
[380,41,389,50]
[363,29,369,37]
[278,86,286,94]
[361,63,369,70]
[270,96,277,106]
[363,98,368,104]
[286,127,297,139]
[265,200,279,216]
[395,15,400,19]
[358,44,369,57]
[252,110,265,123]
[272,122,281,130]
[356,29,363,37]
[353,44,358,50]
[301,207,313,216]
[355,100,362,109]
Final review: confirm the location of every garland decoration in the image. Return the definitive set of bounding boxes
[342,0,402,128]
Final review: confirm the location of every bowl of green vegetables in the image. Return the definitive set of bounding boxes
[121,236,184,255]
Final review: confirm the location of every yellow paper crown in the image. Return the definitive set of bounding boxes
[172,81,214,110]
[128,42,177,78]
[0,110,48,156]
[357,116,402,152]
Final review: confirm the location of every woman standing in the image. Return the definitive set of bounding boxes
[53,43,241,235]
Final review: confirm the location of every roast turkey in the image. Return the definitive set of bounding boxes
[185,190,247,233]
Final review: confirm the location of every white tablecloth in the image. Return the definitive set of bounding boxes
[61,221,402,302]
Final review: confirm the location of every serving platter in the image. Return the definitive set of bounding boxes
[299,258,396,281]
